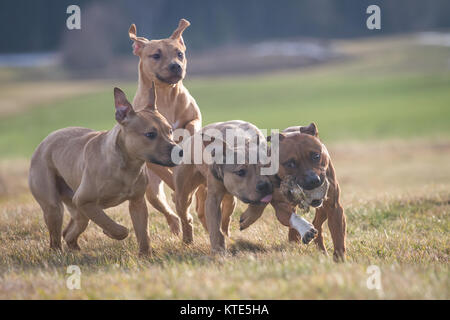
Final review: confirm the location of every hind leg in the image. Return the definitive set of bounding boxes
[195,184,208,231]
[145,165,181,235]
[29,164,64,250]
[41,202,64,250]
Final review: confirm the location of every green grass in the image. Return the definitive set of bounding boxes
[0,72,450,157]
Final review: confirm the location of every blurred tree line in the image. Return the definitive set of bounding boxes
[1,0,449,69]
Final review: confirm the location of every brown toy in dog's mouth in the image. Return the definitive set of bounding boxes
[279,176,329,212]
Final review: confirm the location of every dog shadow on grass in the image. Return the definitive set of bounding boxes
[3,228,297,272]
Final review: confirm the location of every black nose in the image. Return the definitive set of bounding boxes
[256,181,272,195]
[303,172,321,190]
[169,63,182,75]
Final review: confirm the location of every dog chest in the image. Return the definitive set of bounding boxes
[98,174,146,208]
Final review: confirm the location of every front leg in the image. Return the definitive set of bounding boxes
[323,162,346,261]
[76,202,129,240]
[271,201,317,245]
[183,118,202,137]
[239,203,268,230]
[205,177,226,253]
[129,196,150,256]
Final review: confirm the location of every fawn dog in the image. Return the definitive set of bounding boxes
[173,121,274,253]
[129,19,209,235]
[28,85,178,255]
[239,123,347,261]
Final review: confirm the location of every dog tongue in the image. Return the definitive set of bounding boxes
[260,194,273,203]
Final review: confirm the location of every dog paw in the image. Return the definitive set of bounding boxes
[182,236,193,244]
[66,241,81,251]
[103,226,129,240]
[211,247,227,256]
[167,215,181,236]
[239,216,256,231]
[301,227,318,245]
[138,248,151,258]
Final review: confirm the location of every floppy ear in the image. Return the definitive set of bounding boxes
[145,81,157,111]
[206,139,226,181]
[128,24,149,56]
[300,123,319,137]
[170,19,190,46]
[114,87,135,124]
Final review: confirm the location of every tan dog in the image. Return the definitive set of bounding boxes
[128,19,204,236]
[28,85,178,255]
[173,121,273,253]
[239,123,347,261]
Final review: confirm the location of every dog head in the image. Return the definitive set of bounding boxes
[113,84,179,166]
[273,123,331,207]
[129,19,190,85]
[208,142,273,205]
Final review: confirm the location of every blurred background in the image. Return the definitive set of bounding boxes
[2,0,450,78]
[0,0,449,196]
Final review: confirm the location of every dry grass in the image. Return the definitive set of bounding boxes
[0,139,448,299]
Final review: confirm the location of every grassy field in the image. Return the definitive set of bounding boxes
[0,35,449,299]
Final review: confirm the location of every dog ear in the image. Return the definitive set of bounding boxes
[299,123,319,137]
[129,24,149,56]
[145,81,157,111]
[205,139,226,181]
[114,87,135,124]
[170,19,190,47]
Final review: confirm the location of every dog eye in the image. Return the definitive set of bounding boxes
[235,169,247,177]
[284,160,296,169]
[151,53,161,60]
[177,51,184,59]
[311,152,321,162]
[145,131,157,139]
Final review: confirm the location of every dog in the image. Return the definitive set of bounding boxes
[128,19,205,236]
[173,121,274,253]
[239,123,347,261]
[28,84,178,255]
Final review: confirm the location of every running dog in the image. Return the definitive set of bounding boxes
[28,85,178,255]
[239,123,347,261]
[128,19,204,235]
[173,121,274,253]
